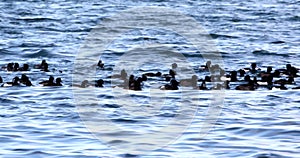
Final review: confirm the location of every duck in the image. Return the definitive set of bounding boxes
[6,63,14,71]
[221,71,238,82]
[19,64,29,71]
[129,77,143,91]
[20,74,32,86]
[274,77,294,85]
[162,69,176,81]
[171,63,178,69]
[54,78,63,86]
[244,75,251,82]
[73,80,90,88]
[272,70,281,78]
[41,63,50,72]
[95,79,104,87]
[235,77,257,91]
[259,66,272,78]
[128,75,135,88]
[257,75,273,86]
[13,63,19,71]
[199,81,208,90]
[276,64,299,77]
[143,72,162,77]
[0,76,3,83]
[1,77,20,87]
[235,83,256,91]
[171,63,178,75]
[160,79,179,90]
[244,63,259,74]
[34,59,47,69]
[108,69,127,80]
[238,69,246,77]
[204,76,211,82]
[199,61,211,71]
[97,60,104,69]
[210,64,222,74]
[223,80,230,89]
[180,75,198,87]
[39,76,55,86]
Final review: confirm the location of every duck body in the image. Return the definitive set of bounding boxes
[199,81,208,90]
[95,79,104,87]
[1,77,20,87]
[160,79,179,90]
[40,76,55,86]
[235,84,255,91]
[143,72,161,77]
[34,60,47,69]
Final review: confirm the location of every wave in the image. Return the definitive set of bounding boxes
[22,49,53,58]
[252,49,289,57]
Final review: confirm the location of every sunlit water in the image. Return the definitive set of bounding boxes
[0,0,300,157]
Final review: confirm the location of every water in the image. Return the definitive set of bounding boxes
[1,0,300,157]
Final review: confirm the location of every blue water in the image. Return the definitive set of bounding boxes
[1,0,300,157]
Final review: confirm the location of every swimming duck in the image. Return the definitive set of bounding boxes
[235,77,257,91]
[34,59,47,69]
[141,74,147,82]
[95,79,104,87]
[272,70,281,78]
[276,64,299,77]
[210,64,222,74]
[180,75,198,87]
[73,80,90,88]
[20,74,32,86]
[109,69,127,80]
[204,76,211,82]
[13,63,19,71]
[130,77,143,91]
[221,71,237,82]
[238,69,246,77]
[199,81,208,90]
[199,61,211,71]
[19,64,29,71]
[128,75,135,88]
[235,83,256,91]
[97,60,104,69]
[41,63,50,72]
[39,76,55,86]
[259,66,272,78]
[223,80,230,89]
[285,64,299,77]
[244,63,259,74]
[274,77,294,85]
[162,69,176,80]
[1,77,20,87]
[171,63,178,69]
[171,63,178,75]
[143,72,162,77]
[6,63,14,71]
[54,78,63,86]
[160,79,179,90]
[81,80,90,88]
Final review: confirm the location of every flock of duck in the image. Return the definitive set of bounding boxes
[1,59,300,91]
[0,60,62,87]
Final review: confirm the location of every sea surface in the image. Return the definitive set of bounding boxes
[0,0,300,157]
